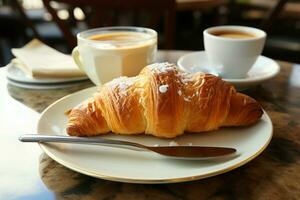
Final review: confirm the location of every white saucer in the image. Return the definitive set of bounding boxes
[6,63,88,84]
[177,51,280,90]
[37,87,272,183]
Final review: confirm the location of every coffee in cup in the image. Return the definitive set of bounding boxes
[204,26,266,79]
[210,30,256,39]
[72,27,157,85]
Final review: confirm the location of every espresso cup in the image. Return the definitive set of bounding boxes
[72,26,157,85]
[204,26,266,79]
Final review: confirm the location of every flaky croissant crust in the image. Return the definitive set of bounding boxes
[66,63,263,138]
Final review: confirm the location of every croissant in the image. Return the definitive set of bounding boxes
[66,63,263,138]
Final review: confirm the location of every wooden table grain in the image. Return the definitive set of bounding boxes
[1,50,300,200]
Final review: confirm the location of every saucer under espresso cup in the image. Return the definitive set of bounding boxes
[204,26,266,79]
[177,51,280,90]
[72,26,157,85]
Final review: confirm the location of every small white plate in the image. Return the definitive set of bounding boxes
[6,63,88,84]
[37,87,273,183]
[7,78,91,90]
[177,51,280,90]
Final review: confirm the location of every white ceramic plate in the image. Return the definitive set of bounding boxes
[6,63,88,84]
[7,78,91,90]
[177,51,280,90]
[37,87,273,183]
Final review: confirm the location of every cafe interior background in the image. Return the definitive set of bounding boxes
[1,0,300,199]
[0,0,300,66]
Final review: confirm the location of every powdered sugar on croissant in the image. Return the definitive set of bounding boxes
[66,63,263,138]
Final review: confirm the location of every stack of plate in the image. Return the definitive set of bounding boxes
[6,63,91,89]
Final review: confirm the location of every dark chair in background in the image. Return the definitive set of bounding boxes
[0,0,67,65]
[42,0,176,50]
[261,0,300,63]
[0,0,31,65]
[228,0,300,63]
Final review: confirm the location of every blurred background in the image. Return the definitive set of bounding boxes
[0,0,300,66]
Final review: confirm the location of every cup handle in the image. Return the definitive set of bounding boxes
[72,46,84,72]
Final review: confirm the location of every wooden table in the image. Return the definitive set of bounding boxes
[1,50,300,199]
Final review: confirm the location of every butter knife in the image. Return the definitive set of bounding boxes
[19,134,236,160]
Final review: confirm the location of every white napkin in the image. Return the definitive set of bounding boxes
[11,39,86,78]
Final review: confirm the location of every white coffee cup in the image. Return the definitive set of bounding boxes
[204,26,266,79]
[72,26,157,85]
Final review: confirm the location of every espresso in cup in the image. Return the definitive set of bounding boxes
[204,26,266,79]
[72,27,157,85]
[210,30,256,39]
